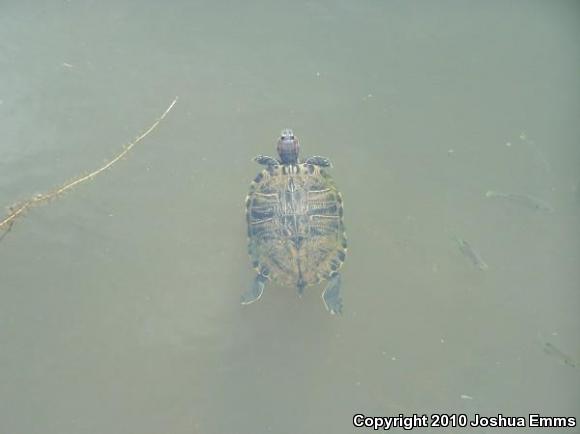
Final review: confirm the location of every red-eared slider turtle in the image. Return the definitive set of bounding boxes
[241,129,347,314]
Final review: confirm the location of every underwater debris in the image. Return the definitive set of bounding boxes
[485,190,554,212]
[543,341,578,369]
[0,97,178,237]
[455,236,488,270]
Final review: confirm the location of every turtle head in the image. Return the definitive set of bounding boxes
[277,128,300,165]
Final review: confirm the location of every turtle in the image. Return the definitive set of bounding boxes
[241,128,347,314]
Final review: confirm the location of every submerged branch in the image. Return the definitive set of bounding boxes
[0,97,178,234]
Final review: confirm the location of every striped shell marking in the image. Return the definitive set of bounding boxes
[246,163,347,288]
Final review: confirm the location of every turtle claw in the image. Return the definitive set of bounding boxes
[241,275,266,305]
[322,274,343,315]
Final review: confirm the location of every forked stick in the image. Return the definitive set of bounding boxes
[0,97,178,233]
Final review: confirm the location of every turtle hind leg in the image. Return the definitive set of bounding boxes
[296,278,306,297]
[241,274,267,305]
[321,273,343,315]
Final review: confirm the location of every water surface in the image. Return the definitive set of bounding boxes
[1,1,579,433]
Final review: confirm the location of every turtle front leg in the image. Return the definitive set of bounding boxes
[253,155,280,166]
[321,273,343,315]
[304,156,333,168]
[241,274,268,305]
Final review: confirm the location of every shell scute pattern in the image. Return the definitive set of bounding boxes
[246,163,346,285]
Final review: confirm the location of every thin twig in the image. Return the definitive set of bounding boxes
[0,220,13,243]
[0,97,178,233]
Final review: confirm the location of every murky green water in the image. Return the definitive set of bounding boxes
[1,1,579,433]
